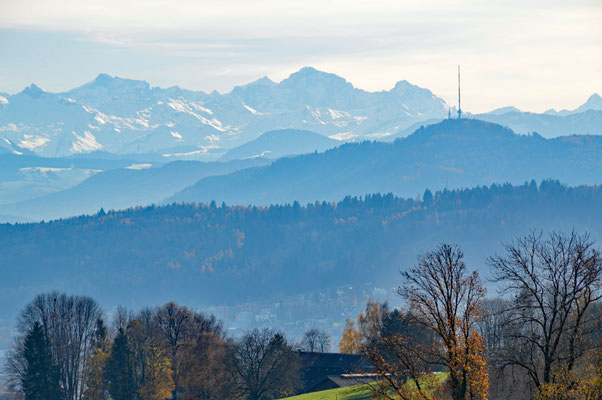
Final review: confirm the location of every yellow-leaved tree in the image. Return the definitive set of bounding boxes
[536,349,602,400]
[338,319,361,354]
[363,244,489,400]
[83,347,110,400]
[139,345,174,400]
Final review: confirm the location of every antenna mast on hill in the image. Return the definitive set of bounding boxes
[458,65,462,119]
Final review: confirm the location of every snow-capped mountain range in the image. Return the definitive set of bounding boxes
[1,67,600,160]
[0,67,451,158]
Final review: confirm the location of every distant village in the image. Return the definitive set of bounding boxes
[205,282,398,342]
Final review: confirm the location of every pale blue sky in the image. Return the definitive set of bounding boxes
[1,0,600,113]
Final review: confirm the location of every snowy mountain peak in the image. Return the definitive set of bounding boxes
[576,93,602,112]
[83,74,150,91]
[290,66,323,77]
[93,73,113,84]
[230,76,277,95]
[390,80,438,100]
[20,83,46,97]
[545,93,602,115]
[487,106,521,115]
[282,67,352,88]
[62,74,154,115]
[392,80,412,90]
[0,68,473,158]
[249,76,277,87]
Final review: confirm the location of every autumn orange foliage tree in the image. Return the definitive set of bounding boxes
[180,332,234,400]
[394,243,489,400]
[339,300,390,354]
[364,311,442,400]
[339,319,361,354]
[343,246,488,399]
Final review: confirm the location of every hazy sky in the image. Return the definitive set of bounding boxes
[1,0,600,113]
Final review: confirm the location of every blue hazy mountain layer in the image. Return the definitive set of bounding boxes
[5,118,602,222]
[220,129,339,161]
[476,109,602,137]
[388,109,602,141]
[0,158,270,221]
[0,153,142,206]
[169,119,602,205]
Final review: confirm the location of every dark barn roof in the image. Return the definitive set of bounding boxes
[309,374,378,393]
[297,352,373,393]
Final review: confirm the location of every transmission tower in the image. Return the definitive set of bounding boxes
[457,65,462,119]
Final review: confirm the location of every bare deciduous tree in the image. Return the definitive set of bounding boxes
[228,328,300,400]
[8,291,103,400]
[399,243,489,400]
[364,308,441,400]
[477,298,533,400]
[153,302,222,399]
[111,305,133,336]
[489,231,602,394]
[154,302,194,399]
[477,298,510,358]
[299,328,331,353]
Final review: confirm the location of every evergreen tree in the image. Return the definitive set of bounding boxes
[423,188,434,206]
[93,317,108,349]
[105,329,137,400]
[22,322,63,400]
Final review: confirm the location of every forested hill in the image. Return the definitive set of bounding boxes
[170,119,602,205]
[1,180,602,337]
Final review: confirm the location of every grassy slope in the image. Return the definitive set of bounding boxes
[279,384,372,400]
[280,373,449,400]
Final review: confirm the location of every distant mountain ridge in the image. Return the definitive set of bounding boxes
[220,129,338,161]
[0,67,449,158]
[4,118,602,221]
[3,68,599,159]
[544,93,602,115]
[168,119,602,206]
[475,109,602,137]
[0,157,270,222]
[0,153,140,206]
[388,95,602,141]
